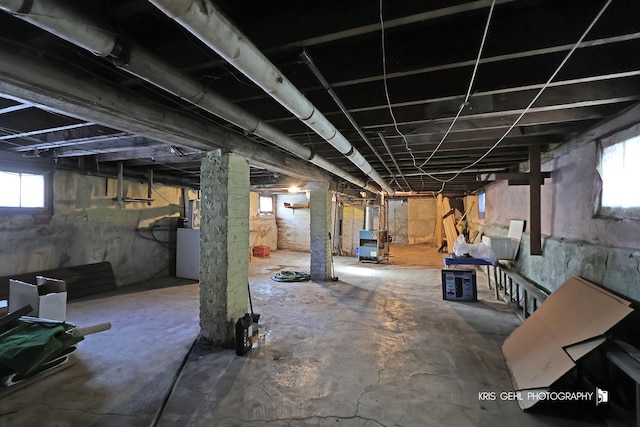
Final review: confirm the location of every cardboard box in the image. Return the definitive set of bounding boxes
[482,219,525,260]
[9,276,67,321]
[502,276,633,410]
[441,269,477,302]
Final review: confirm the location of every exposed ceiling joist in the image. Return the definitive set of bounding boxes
[0,0,638,195]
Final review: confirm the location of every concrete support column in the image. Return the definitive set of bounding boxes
[199,150,250,347]
[309,182,332,280]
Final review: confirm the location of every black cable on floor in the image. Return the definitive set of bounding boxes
[271,271,311,282]
[149,337,198,427]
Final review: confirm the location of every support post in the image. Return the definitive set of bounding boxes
[147,169,153,206]
[199,150,250,347]
[529,144,542,255]
[309,181,332,280]
[436,194,444,250]
[117,161,123,208]
[379,193,386,232]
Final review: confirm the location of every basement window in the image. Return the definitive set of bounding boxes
[0,169,51,215]
[597,129,640,220]
[259,195,273,214]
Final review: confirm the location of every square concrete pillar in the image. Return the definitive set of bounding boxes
[199,150,250,347]
[309,182,332,280]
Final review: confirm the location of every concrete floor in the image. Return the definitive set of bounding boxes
[0,245,604,426]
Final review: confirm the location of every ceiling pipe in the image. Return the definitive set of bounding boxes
[0,0,117,56]
[113,45,382,192]
[148,0,396,195]
[0,0,380,194]
[299,50,401,191]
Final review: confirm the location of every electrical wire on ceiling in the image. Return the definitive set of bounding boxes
[150,184,185,207]
[428,0,613,186]
[146,159,201,177]
[223,65,257,88]
[178,25,263,92]
[379,0,612,192]
[75,145,201,178]
[178,23,262,90]
[379,0,419,171]
[379,0,496,187]
[418,0,496,169]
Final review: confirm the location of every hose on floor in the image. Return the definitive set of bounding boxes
[271,271,311,282]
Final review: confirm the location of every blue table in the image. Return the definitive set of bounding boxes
[443,256,497,294]
[443,256,497,267]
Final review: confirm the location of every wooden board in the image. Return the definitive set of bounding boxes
[442,198,459,253]
[0,262,116,301]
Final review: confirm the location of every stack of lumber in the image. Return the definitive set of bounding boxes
[442,197,459,253]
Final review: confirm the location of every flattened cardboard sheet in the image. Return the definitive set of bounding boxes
[502,276,632,410]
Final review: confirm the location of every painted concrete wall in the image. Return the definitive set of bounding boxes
[407,197,437,244]
[473,140,640,301]
[276,193,310,251]
[249,192,277,251]
[388,199,408,243]
[342,202,365,256]
[0,169,196,286]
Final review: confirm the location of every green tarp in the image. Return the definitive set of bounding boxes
[0,320,83,377]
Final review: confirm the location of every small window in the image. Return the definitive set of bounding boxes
[0,168,51,216]
[478,192,486,220]
[0,171,45,208]
[597,130,640,220]
[259,195,273,214]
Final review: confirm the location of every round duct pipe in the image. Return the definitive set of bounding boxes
[148,0,395,195]
[0,0,381,194]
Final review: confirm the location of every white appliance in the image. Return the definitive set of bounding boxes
[176,228,200,280]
